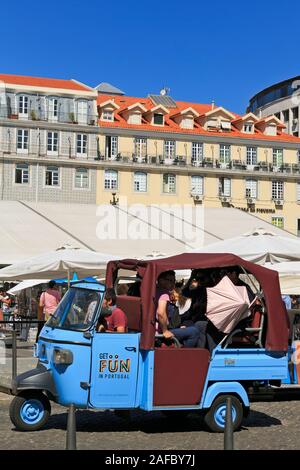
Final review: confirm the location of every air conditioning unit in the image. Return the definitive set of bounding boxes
[274,199,283,206]
[246,197,255,204]
[191,193,203,202]
[220,196,231,203]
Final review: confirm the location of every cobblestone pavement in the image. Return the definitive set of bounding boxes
[1,392,300,450]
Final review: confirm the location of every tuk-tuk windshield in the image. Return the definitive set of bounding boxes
[46,287,101,331]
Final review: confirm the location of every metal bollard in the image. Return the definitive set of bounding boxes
[66,404,77,450]
[224,397,234,450]
[12,328,17,382]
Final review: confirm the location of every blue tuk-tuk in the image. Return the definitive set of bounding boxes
[9,253,289,433]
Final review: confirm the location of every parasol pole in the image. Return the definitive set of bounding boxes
[67,270,70,288]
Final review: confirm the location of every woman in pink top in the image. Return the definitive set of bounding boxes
[39,281,61,321]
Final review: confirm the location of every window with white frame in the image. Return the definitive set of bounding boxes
[45,166,59,186]
[219,144,231,164]
[163,173,176,193]
[18,96,28,115]
[134,138,147,158]
[47,131,58,153]
[191,175,203,195]
[105,136,118,159]
[246,147,257,165]
[134,172,147,192]
[17,129,29,152]
[48,97,58,121]
[272,217,284,229]
[271,180,284,200]
[75,168,89,189]
[219,177,231,196]
[273,148,283,167]
[104,169,118,190]
[181,117,193,129]
[15,163,29,184]
[164,140,175,159]
[77,100,88,124]
[297,182,300,202]
[76,134,87,155]
[128,112,141,125]
[102,109,114,121]
[245,179,257,199]
[191,142,203,165]
[243,123,254,133]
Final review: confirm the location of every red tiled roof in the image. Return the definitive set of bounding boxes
[0,74,92,92]
[97,93,300,144]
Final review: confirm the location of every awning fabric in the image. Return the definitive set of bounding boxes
[0,248,121,280]
[189,228,300,264]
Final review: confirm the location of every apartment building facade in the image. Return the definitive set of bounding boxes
[247,75,300,137]
[95,91,300,236]
[0,74,99,203]
[1,74,300,237]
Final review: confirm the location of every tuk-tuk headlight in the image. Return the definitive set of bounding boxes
[53,348,73,365]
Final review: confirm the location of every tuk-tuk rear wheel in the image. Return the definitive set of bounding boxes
[203,395,243,433]
[9,391,51,431]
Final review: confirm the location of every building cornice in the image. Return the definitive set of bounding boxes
[1,119,100,134]
[3,83,97,98]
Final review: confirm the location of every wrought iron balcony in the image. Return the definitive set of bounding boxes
[0,142,96,160]
[0,106,98,126]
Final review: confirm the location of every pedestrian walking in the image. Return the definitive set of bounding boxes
[36,281,61,340]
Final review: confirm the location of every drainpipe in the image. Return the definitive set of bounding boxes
[35,128,40,204]
[35,162,39,204]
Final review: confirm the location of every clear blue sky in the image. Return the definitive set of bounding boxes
[2,0,300,113]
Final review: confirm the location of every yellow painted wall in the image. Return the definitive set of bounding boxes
[96,135,300,235]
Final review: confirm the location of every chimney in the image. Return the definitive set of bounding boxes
[211,99,215,110]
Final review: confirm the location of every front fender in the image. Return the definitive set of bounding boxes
[202,382,249,408]
[12,362,57,400]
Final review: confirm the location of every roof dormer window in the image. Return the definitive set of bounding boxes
[265,123,277,136]
[207,118,218,130]
[243,123,254,133]
[128,112,142,125]
[153,113,164,125]
[102,109,114,121]
[181,117,194,129]
[221,120,231,131]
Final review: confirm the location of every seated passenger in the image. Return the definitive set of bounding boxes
[172,287,206,349]
[156,271,199,348]
[173,287,192,320]
[182,269,212,323]
[117,283,129,295]
[127,274,141,297]
[98,288,128,333]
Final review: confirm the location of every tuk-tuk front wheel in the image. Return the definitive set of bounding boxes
[203,395,243,433]
[9,392,51,431]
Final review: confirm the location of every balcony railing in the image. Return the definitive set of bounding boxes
[93,152,300,174]
[0,142,96,160]
[0,106,98,126]
[1,144,300,175]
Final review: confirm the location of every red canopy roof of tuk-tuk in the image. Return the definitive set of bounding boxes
[105,253,289,351]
